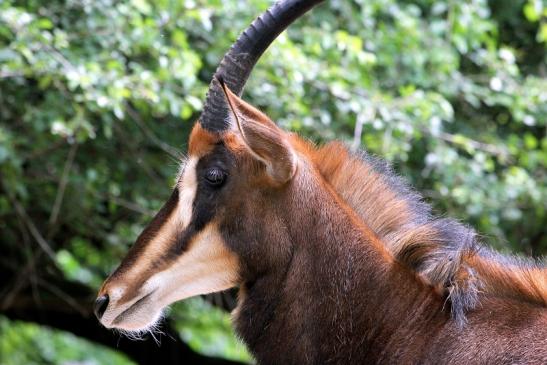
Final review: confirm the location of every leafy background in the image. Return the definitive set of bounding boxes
[0,0,545,363]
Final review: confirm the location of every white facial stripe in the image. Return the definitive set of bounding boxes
[99,156,200,328]
[103,224,239,332]
[106,157,199,284]
[146,156,198,250]
[177,157,198,228]
[149,224,239,305]
[100,157,240,332]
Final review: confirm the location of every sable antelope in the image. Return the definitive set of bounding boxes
[95,0,547,363]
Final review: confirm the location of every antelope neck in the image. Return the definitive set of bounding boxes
[233,163,447,363]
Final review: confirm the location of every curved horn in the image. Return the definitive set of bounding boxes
[200,0,324,132]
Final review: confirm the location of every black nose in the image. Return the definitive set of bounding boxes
[94,294,109,320]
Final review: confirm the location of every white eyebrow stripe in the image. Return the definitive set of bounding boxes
[175,157,189,186]
[177,156,198,228]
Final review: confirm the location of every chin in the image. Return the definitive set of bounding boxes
[103,306,165,333]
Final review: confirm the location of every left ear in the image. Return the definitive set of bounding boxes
[220,80,297,185]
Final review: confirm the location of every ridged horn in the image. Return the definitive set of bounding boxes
[200,0,324,132]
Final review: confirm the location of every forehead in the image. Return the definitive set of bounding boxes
[188,123,221,156]
[188,123,244,158]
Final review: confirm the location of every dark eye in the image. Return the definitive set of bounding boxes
[204,168,226,187]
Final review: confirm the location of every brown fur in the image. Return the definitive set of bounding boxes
[468,254,547,304]
[98,84,546,364]
[290,137,546,320]
[188,123,221,156]
[217,129,546,363]
[203,90,546,362]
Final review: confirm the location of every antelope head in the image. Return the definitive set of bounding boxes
[95,0,324,332]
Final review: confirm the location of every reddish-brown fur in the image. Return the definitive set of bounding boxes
[218,132,546,363]
[95,0,547,357]
[188,123,221,156]
[298,139,547,312]
[98,81,546,364]
[201,92,545,363]
[467,254,547,304]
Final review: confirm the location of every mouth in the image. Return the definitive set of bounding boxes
[112,289,157,326]
[98,287,160,331]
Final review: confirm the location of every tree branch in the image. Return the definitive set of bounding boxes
[6,190,57,261]
[48,141,79,232]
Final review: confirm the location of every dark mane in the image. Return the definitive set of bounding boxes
[292,137,546,324]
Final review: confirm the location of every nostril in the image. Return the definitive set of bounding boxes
[94,294,109,320]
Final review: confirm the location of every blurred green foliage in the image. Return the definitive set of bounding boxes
[0,0,545,363]
[173,298,251,361]
[0,316,133,365]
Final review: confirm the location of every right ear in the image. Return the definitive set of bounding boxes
[219,79,297,185]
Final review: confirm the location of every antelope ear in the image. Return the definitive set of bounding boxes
[220,80,296,185]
